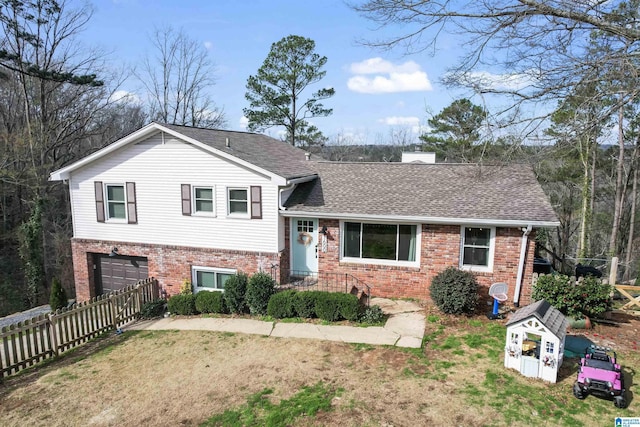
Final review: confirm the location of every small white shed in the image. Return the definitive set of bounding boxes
[504,300,568,383]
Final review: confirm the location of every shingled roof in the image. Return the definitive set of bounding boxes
[506,300,568,339]
[160,123,317,180]
[283,162,558,225]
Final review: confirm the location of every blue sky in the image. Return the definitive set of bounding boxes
[81,0,472,144]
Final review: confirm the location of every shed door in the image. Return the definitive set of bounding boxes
[521,356,540,378]
[95,255,148,295]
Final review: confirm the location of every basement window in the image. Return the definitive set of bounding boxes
[192,267,236,292]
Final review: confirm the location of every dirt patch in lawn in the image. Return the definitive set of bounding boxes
[0,312,637,427]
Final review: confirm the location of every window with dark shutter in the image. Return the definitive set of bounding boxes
[250,186,262,219]
[95,181,105,222]
[181,184,191,215]
[126,182,137,224]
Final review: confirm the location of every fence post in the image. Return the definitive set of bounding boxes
[609,257,618,286]
[48,313,59,357]
[109,294,117,330]
[135,285,141,313]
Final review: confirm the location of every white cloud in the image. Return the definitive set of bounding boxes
[457,70,535,91]
[379,116,420,126]
[109,90,140,104]
[347,58,432,94]
[349,57,421,75]
[204,41,214,51]
[239,116,249,130]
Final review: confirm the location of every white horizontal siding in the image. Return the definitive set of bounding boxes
[70,134,280,252]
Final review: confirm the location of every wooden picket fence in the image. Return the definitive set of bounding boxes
[0,277,158,379]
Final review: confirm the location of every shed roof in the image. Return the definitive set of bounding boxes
[506,300,568,339]
[284,162,559,225]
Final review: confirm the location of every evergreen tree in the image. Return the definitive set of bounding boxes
[420,99,487,162]
[244,35,335,146]
[49,277,67,311]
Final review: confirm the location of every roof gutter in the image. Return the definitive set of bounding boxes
[279,211,559,228]
[278,175,317,211]
[513,224,533,307]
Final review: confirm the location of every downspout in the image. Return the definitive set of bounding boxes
[513,225,533,307]
[278,175,317,210]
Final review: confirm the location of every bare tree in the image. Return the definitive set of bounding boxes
[0,0,141,308]
[352,1,640,128]
[137,25,226,129]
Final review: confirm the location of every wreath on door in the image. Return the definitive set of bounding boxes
[297,232,313,246]
[506,345,520,358]
[542,355,556,368]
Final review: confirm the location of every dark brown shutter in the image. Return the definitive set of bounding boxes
[181,184,191,215]
[126,182,137,224]
[250,186,262,219]
[94,181,105,222]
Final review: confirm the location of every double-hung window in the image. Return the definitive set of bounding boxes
[192,267,236,292]
[95,181,137,223]
[342,222,418,265]
[194,186,215,215]
[460,226,495,271]
[228,187,248,216]
[106,184,126,220]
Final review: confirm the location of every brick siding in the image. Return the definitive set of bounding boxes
[72,239,281,302]
[289,219,535,305]
[72,220,536,306]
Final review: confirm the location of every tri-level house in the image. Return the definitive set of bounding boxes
[50,122,559,305]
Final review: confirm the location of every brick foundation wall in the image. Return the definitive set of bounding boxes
[72,239,281,302]
[285,219,536,304]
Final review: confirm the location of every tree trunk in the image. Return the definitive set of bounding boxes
[588,142,597,255]
[624,150,638,281]
[609,103,626,256]
[578,154,590,258]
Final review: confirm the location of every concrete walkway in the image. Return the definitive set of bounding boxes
[129,297,426,348]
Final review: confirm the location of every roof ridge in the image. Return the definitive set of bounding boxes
[156,122,262,137]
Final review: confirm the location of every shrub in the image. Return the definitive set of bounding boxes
[359,305,386,324]
[315,293,343,321]
[246,272,276,315]
[180,279,193,295]
[430,267,479,315]
[532,274,612,319]
[267,290,297,318]
[195,291,227,314]
[223,272,249,314]
[49,278,68,311]
[140,299,167,319]
[293,291,321,318]
[337,293,361,321]
[167,294,197,315]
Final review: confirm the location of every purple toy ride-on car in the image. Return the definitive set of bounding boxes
[573,345,627,408]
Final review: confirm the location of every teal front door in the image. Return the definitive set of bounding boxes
[291,218,318,274]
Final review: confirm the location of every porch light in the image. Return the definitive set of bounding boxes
[109,247,119,257]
